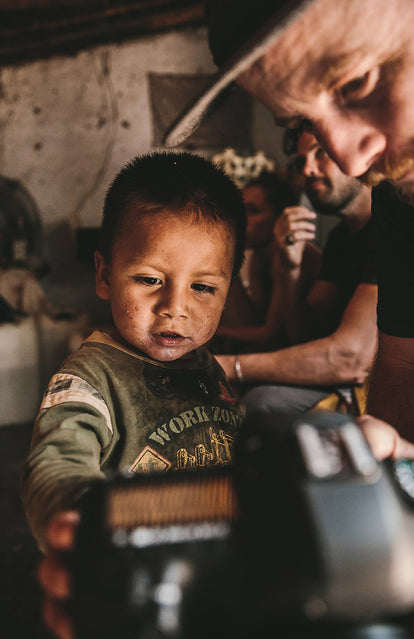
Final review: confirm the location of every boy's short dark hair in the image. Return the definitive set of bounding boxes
[99,151,246,276]
[245,171,298,218]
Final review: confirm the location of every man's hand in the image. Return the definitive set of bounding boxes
[38,511,80,639]
[273,205,317,269]
[357,414,414,461]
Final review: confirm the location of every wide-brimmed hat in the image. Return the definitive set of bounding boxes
[164,0,313,147]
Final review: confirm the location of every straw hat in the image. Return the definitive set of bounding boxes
[164,0,313,147]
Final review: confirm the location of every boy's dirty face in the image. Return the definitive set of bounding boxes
[95,208,234,361]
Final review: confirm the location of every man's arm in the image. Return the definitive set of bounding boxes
[367,331,414,442]
[217,283,378,386]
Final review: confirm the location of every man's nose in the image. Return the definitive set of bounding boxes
[155,285,188,319]
[314,115,386,177]
[302,154,321,178]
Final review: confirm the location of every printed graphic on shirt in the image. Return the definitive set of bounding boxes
[40,373,113,433]
[148,405,242,447]
[176,427,234,469]
[129,446,172,474]
[135,404,243,471]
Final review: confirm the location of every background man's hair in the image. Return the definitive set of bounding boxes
[283,126,304,156]
[99,151,246,276]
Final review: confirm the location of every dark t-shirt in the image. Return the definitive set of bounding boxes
[318,217,377,328]
[371,181,414,337]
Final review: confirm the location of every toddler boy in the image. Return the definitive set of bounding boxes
[22,151,246,550]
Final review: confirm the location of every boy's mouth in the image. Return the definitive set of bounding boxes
[153,331,186,347]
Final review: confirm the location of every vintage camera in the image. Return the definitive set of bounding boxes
[71,412,414,638]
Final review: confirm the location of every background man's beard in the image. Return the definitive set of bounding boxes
[308,183,360,215]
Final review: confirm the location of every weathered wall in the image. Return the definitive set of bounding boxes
[0,25,286,321]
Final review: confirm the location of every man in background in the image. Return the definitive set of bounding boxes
[217,129,376,419]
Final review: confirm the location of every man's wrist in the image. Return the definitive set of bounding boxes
[234,354,244,383]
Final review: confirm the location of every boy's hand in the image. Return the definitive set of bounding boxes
[38,511,80,639]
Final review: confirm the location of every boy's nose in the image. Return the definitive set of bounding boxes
[314,115,386,178]
[155,286,189,319]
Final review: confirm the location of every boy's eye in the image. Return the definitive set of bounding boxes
[135,276,161,286]
[192,283,216,295]
[336,68,379,104]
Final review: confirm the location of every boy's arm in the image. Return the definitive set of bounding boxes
[21,401,111,551]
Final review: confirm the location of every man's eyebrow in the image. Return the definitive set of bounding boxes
[316,50,372,88]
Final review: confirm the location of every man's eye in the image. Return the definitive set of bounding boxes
[315,147,327,160]
[135,276,161,286]
[337,69,379,104]
[285,117,314,134]
[192,283,215,294]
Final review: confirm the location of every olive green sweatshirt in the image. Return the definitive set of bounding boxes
[21,331,245,549]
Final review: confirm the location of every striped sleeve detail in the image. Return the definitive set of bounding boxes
[40,373,113,434]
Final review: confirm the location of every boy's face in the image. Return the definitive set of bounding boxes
[95,208,234,361]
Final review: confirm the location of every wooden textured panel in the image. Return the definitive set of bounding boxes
[0,1,204,65]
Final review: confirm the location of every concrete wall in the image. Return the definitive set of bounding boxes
[0,25,289,323]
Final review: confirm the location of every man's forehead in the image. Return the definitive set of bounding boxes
[237,0,405,120]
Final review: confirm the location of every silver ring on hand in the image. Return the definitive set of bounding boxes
[285,233,295,245]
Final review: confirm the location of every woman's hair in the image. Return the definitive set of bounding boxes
[99,151,246,276]
[245,171,298,217]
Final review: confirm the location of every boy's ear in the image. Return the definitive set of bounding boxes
[94,251,111,300]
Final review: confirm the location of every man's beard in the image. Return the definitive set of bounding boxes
[359,151,414,188]
[394,181,414,206]
[306,178,361,215]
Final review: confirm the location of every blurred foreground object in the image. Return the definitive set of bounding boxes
[71,411,414,639]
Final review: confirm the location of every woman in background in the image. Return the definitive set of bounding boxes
[213,170,321,353]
